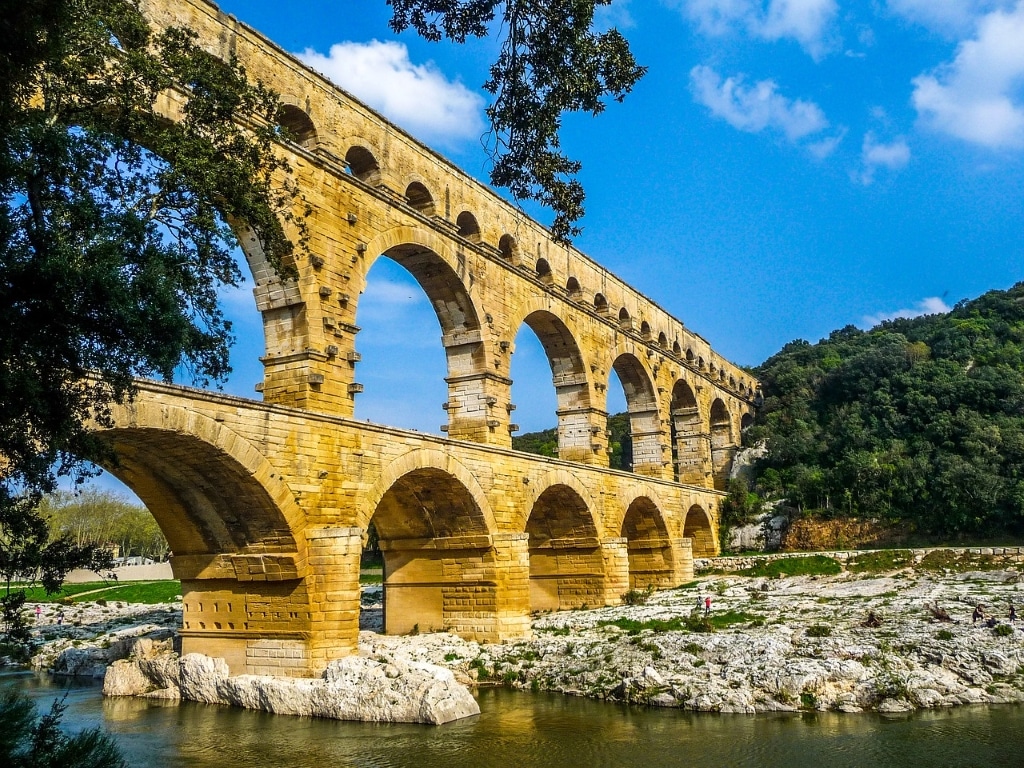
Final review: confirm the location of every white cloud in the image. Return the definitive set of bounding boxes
[911,2,1024,149]
[689,65,831,143]
[856,131,911,184]
[863,296,952,327]
[675,0,838,58]
[595,0,636,30]
[297,41,485,146]
[887,0,1012,36]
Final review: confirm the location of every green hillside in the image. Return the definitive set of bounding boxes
[746,281,1024,537]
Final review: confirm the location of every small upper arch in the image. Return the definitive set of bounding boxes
[499,234,518,262]
[345,145,381,185]
[276,104,317,149]
[618,307,632,331]
[657,331,668,350]
[404,181,435,215]
[566,276,582,297]
[640,320,652,340]
[594,293,609,314]
[536,257,553,285]
[456,211,481,243]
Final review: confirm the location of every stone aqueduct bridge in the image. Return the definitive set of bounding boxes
[107,0,759,677]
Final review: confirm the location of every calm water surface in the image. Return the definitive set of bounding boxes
[6,671,1024,768]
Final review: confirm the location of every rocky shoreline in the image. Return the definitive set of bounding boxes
[14,554,1024,719]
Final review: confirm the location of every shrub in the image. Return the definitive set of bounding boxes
[806,624,832,638]
[936,629,954,640]
[994,623,1014,637]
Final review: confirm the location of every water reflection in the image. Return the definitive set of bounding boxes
[8,672,1024,768]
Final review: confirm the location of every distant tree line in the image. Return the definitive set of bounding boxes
[513,412,633,471]
[40,490,169,563]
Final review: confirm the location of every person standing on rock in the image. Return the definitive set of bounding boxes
[973,604,984,624]
[705,596,712,616]
[1010,604,1017,623]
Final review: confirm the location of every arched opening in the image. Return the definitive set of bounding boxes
[685,348,694,363]
[354,245,483,437]
[526,485,602,611]
[683,504,716,557]
[657,332,668,350]
[698,356,706,370]
[710,398,735,491]
[367,468,494,636]
[345,145,381,185]
[566,276,581,299]
[94,420,310,674]
[609,353,662,476]
[670,380,708,486]
[618,307,632,331]
[741,412,754,430]
[498,234,517,261]
[456,211,481,243]
[276,104,317,149]
[640,321,652,340]
[536,258,553,285]
[404,182,435,215]
[621,497,674,591]
[594,293,608,315]
[510,311,592,463]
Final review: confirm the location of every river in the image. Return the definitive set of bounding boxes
[6,671,1024,767]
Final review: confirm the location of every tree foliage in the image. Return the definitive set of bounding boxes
[746,282,1024,538]
[0,0,302,499]
[0,687,125,768]
[388,0,645,241]
[40,490,168,562]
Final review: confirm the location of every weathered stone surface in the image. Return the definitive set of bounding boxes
[103,650,479,725]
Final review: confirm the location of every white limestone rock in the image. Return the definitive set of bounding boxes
[103,651,479,725]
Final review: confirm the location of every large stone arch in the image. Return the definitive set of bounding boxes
[710,398,736,491]
[524,475,605,611]
[101,401,306,557]
[362,450,509,638]
[97,400,314,676]
[607,349,664,477]
[683,503,717,557]
[360,449,497,534]
[619,495,676,591]
[671,378,711,487]
[507,300,599,463]
[359,226,495,442]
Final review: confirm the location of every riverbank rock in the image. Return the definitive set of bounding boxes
[104,650,479,725]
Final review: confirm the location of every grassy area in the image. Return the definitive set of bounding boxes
[847,549,916,573]
[734,555,843,578]
[13,580,181,604]
[359,571,383,584]
[918,550,1019,573]
[598,610,762,635]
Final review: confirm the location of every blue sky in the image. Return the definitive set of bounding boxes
[85,1,1024,494]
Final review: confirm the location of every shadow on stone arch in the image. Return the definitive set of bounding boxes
[367,467,501,639]
[621,497,675,591]
[526,484,603,611]
[683,504,717,558]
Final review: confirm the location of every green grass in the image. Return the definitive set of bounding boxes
[847,550,915,573]
[735,555,842,578]
[359,572,383,584]
[918,550,1014,573]
[598,610,762,635]
[14,580,181,604]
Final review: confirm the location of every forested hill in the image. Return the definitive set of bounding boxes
[746,281,1024,537]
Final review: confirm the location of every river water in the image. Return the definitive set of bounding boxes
[6,671,1024,768]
